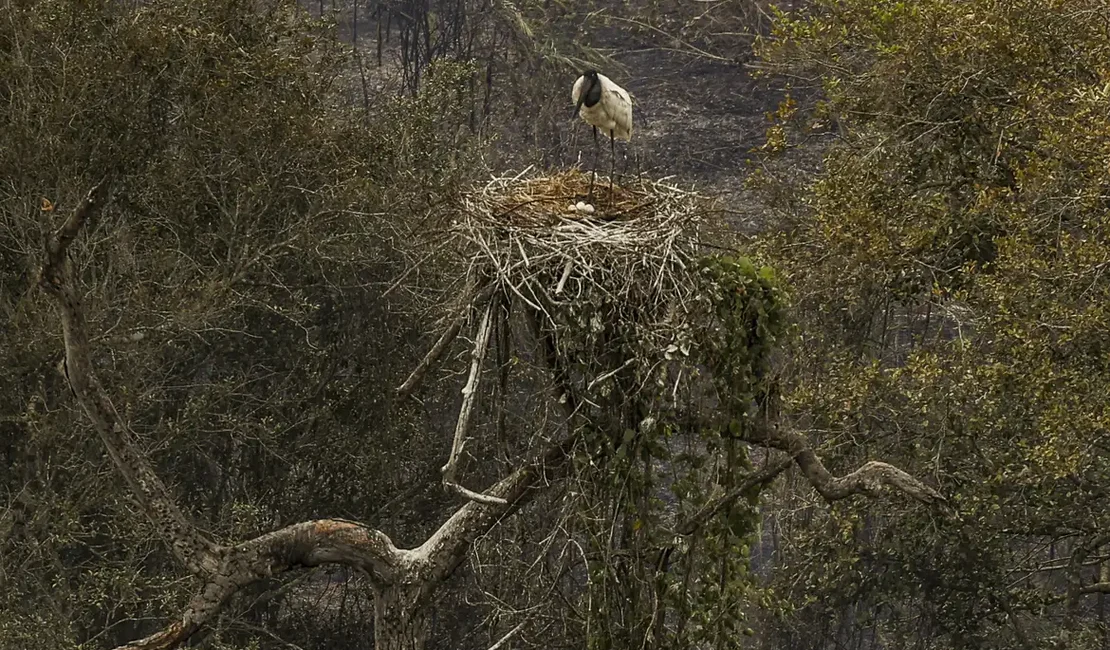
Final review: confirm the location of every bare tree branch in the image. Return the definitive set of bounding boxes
[39,181,413,650]
[442,299,494,484]
[420,431,580,584]
[38,179,224,577]
[743,424,944,505]
[396,282,498,400]
[442,299,507,504]
[396,317,465,399]
[486,622,526,650]
[420,306,584,583]
[113,519,405,650]
[102,431,573,650]
[115,581,238,650]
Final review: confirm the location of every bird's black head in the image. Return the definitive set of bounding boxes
[574,70,603,115]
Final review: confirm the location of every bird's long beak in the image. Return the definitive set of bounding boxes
[573,95,585,119]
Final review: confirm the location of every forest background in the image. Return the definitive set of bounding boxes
[3,0,1110,649]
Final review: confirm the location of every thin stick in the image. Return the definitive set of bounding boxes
[446,482,508,506]
[554,258,574,295]
[586,358,635,391]
[397,319,464,400]
[382,244,443,297]
[486,622,526,650]
[396,283,497,399]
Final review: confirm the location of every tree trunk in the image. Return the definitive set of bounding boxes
[375,583,431,650]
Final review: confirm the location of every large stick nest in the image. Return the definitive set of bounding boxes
[448,168,719,379]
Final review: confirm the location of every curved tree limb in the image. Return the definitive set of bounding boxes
[114,519,405,650]
[743,423,944,505]
[38,179,224,577]
[100,431,569,650]
[40,181,412,650]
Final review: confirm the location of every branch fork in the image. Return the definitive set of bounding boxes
[441,299,508,505]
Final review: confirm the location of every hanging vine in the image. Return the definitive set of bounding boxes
[411,168,790,649]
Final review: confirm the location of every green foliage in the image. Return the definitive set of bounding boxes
[752,0,1110,646]
[698,255,788,432]
[549,249,787,650]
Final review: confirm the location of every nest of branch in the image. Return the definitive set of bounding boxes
[404,168,795,508]
[456,167,706,290]
[449,167,715,375]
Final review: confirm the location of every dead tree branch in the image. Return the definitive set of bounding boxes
[38,180,425,650]
[396,282,498,400]
[442,299,507,504]
[38,178,223,577]
[743,424,944,505]
[114,519,405,650]
[104,432,574,650]
[486,622,526,650]
[420,426,581,584]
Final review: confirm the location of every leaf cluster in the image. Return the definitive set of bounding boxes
[750,0,1110,646]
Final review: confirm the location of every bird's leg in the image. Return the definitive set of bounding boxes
[619,140,631,184]
[588,125,598,203]
[608,129,615,201]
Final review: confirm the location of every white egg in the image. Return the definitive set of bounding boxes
[581,203,595,214]
[575,201,587,211]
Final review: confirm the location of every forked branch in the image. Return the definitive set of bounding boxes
[442,299,507,504]
[114,519,404,650]
[396,282,498,400]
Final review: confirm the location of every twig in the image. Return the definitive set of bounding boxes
[382,242,448,297]
[586,358,636,391]
[446,481,508,506]
[554,258,574,295]
[397,282,497,399]
[486,622,526,650]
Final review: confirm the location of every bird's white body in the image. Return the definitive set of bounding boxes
[572,73,633,141]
